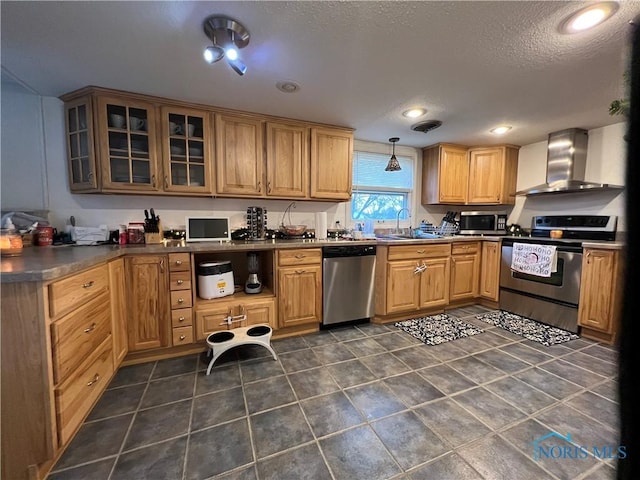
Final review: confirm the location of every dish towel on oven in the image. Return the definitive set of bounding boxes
[511,242,557,277]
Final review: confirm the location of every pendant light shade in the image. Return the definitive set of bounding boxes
[385,137,401,171]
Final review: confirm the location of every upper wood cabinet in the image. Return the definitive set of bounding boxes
[215,113,264,196]
[468,146,519,204]
[310,127,353,200]
[266,121,309,198]
[61,86,353,201]
[422,143,519,205]
[160,106,214,194]
[422,144,469,204]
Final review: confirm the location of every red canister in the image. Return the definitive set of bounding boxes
[36,226,54,246]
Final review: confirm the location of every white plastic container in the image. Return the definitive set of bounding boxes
[197,261,234,299]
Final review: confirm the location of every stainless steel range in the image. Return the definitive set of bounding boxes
[499,215,617,333]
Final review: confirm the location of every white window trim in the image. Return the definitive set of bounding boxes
[350,139,420,228]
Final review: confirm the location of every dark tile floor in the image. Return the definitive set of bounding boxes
[47,306,620,480]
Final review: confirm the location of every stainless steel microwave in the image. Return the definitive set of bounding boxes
[458,211,507,235]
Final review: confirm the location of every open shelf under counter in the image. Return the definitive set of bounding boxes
[194,287,275,308]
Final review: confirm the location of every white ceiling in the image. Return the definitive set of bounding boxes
[1,1,639,148]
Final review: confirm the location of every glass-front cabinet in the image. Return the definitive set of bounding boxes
[65,97,98,191]
[160,106,213,194]
[96,96,159,192]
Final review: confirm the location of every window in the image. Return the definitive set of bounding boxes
[351,150,415,221]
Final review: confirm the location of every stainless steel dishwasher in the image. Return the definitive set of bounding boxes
[322,245,376,326]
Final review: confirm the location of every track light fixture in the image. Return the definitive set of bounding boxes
[202,15,250,75]
[385,137,401,172]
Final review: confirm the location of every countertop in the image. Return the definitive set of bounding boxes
[1,234,623,283]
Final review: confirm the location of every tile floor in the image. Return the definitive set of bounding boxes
[47,306,620,480]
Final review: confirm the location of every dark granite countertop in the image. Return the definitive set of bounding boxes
[0,235,504,283]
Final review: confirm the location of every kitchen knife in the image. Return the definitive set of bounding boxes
[144,209,150,220]
[149,208,155,220]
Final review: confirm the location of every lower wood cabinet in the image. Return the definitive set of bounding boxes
[109,258,128,364]
[479,241,500,302]
[277,248,322,328]
[195,294,277,340]
[578,248,623,344]
[125,255,170,351]
[450,242,480,302]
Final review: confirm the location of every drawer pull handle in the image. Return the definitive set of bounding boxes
[294,254,306,259]
[295,269,306,274]
[177,298,185,304]
[417,250,425,254]
[179,316,185,322]
[175,260,183,266]
[87,374,100,387]
[82,280,94,289]
[179,335,186,341]
[177,279,184,285]
[84,323,96,333]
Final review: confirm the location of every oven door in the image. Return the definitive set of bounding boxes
[500,243,583,306]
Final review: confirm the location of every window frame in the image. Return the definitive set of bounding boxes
[349,139,419,227]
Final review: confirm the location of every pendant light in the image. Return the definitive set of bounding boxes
[385,137,401,171]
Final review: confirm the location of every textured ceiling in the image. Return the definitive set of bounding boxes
[1,1,639,148]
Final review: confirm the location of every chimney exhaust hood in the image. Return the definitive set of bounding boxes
[516,128,624,196]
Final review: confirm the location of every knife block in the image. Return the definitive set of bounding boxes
[144,220,164,244]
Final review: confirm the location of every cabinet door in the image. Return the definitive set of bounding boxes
[215,113,264,196]
[160,106,213,194]
[386,260,421,314]
[125,255,170,351]
[278,265,322,327]
[468,147,504,204]
[96,96,160,192]
[578,249,619,333]
[418,257,450,309]
[244,298,277,330]
[310,127,353,200]
[479,242,500,301]
[438,146,469,204]
[108,258,128,365]
[266,122,309,198]
[450,254,480,301]
[65,96,98,191]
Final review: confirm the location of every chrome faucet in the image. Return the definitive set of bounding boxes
[396,208,411,233]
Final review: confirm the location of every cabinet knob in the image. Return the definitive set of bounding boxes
[179,316,185,322]
[177,279,184,285]
[177,298,184,304]
[84,323,96,333]
[82,280,94,289]
[179,335,186,341]
[175,260,182,266]
[87,374,100,387]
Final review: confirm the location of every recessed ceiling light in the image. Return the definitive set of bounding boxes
[490,125,512,135]
[560,2,619,34]
[402,108,427,118]
[276,81,300,93]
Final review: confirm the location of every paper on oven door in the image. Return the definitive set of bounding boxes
[510,243,557,277]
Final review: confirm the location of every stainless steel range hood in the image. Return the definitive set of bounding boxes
[516,128,624,196]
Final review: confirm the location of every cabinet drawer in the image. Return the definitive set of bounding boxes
[55,335,114,446]
[387,244,451,261]
[169,253,191,272]
[49,264,109,318]
[173,326,194,345]
[170,290,193,309]
[452,242,480,255]
[278,248,322,266]
[51,291,111,384]
[169,271,192,291]
[172,308,193,327]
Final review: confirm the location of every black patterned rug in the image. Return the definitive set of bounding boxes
[475,310,580,346]
[395,314,484,346]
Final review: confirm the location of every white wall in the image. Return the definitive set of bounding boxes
[511,123,627,232]
[0,82,48,211]
[0,86,628,234]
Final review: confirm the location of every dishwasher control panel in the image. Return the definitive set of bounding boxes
[322,245,376,258]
